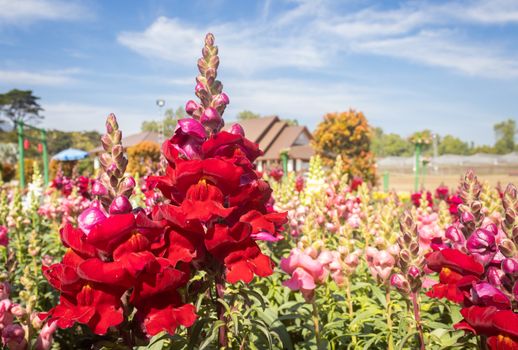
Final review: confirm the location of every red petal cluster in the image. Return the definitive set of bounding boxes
[148,126,287,284]
[43,211,196,336]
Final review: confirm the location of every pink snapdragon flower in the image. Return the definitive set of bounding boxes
[366,247,396,283]
[35,321,58,350]
[416,209,444,251]
[280,248,327,301]
[1,324,27,350]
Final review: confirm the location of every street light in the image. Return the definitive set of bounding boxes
[156,99,166,143]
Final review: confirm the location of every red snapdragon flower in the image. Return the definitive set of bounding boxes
[425,248,483,303]
[455,306,518,350]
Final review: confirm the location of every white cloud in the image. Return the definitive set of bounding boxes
[43,103,152,134]
[0,0,91,24]
[454,0,518,24]
[353,30,518,78]
[117,16,326,74]
[116,0,518,79]
[0,69,79,86]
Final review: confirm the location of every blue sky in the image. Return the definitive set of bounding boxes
[0,0,517,145]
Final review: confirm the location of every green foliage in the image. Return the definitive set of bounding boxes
[438,135,470,155]
[0,89,44,125]
[493,118,516,154]
[237,110,261,121]
[141,107,185,137]
[371,128,413,157]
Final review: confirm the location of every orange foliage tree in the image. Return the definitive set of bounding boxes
[312,109,377,184]
[127,141,161,176]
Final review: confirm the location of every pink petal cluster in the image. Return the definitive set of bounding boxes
[280,247,327,301]
[366,246,397,283]
[0,282,56,350]
[416,208,444,251]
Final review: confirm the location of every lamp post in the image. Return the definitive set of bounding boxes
[156,99,166,143]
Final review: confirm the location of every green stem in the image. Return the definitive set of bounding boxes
[344,277,357,346]
[386,289,394,350]
[411,292,425,350]
[311,300,321,348]
[215,274,227,348]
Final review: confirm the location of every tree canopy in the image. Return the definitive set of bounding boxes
[494,119,516,154]
[141,107,185,138]
[236,110,260,121]
[313,109,377,184]
[0,89,44,126]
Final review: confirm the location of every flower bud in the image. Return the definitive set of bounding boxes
[78,207,107,234]
[109,195,132,214]
[195,82,205,93]
[91,181,108,196]
[388,244,400,256]
[390,274,410,294]
[487,267,503,287]
[119,176,136,196]
[461,211,474,224]
[200,107,222,131]
[10,303,26,318]
[445,226,464,243]
[408,266,421,279]
[499,238,517,258]
[229,123,245,136]
[502,258,518,276]
[0,281,11,300]
[185,100,199,115]
[213,92,229,107]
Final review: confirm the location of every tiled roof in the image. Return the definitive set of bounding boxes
[227,116,279,144]
[260,125,312,160]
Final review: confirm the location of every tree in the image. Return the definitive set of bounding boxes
[494,119,516,154]
[127,141,161,176]
[0,89,44,126]
[312,109,377,184]
[141,106,185,138]
[237,110,260,121]
[371,127,413,157]
[438,135,470,155]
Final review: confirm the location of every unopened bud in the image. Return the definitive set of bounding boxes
[109,195,132,214]
[185,100,199,115]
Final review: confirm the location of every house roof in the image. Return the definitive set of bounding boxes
[90,131,161,153]
[227,116,279,144]
[228,117,314,160]
[260,125,313,160]
[288,145,315,160]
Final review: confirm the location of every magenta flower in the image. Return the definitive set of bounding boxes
[1,324,26,350]
[168,118,207,159]
[78,207,107,235]
[466,227,497,266]
[0,226,8,247]
[471,282,511,309]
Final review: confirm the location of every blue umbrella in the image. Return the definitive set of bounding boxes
[52,148,89,161]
